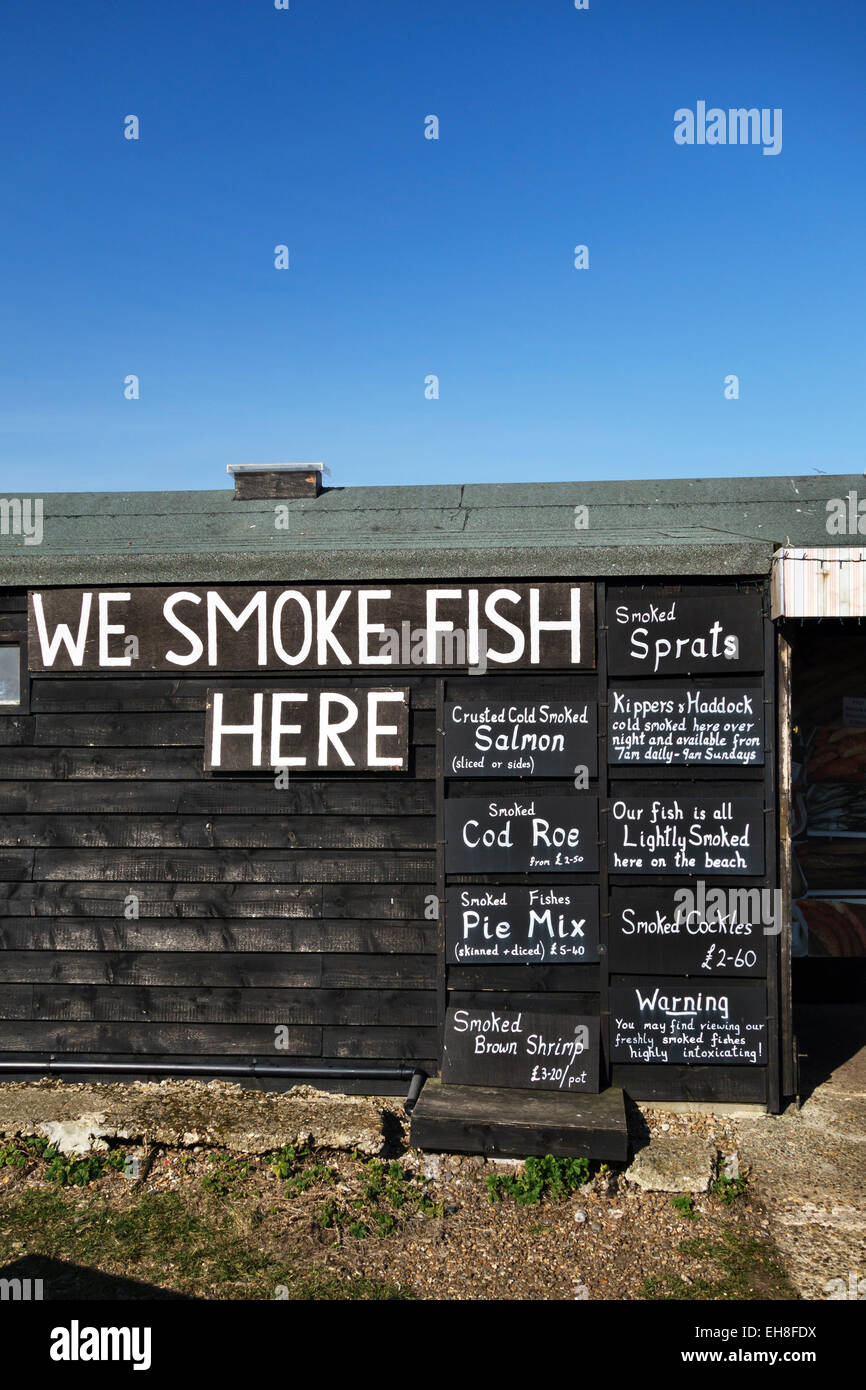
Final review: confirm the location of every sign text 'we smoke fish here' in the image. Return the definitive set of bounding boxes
[27,584,595,672]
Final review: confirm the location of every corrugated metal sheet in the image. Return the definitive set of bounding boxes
[771,547,866,617]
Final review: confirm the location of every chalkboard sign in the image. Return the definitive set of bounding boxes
[444,700,597,778]
[28,582,596,673]
[608,686,764,766]
[610,979,767,1065]
[443,1004,600,1091]
[608,887,768,975]
[607,592,764,677]
[445,795,599,873]
[446,886,600,964]
[205,687,409,770]
[608,795,764,875]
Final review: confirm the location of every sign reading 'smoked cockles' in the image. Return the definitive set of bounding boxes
[608,796,764,875]
[446,886,600,964]
[608,886,768,975]
[607,591,764,676]
[608,687,764,765]
[443,1006,600,1091]
[444,796,599,873]
[205,688,409,771]
[610,980,767,1065]
[444,701,597,777]
[27,584,595,672]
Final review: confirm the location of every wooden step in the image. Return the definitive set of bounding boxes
[409,1079,629,1162]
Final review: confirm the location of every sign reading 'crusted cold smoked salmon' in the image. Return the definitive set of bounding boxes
[27,584,595,672]
[444,700,597,777]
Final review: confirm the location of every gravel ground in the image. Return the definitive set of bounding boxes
[0,1004,861,1301]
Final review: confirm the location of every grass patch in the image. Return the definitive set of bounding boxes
[0,1185,409,1300]
[640,1222,799,1301]
[313,1157,443,1239]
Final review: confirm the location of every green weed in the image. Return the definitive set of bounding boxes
[485,1154,591,1206]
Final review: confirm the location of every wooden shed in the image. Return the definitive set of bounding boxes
[1,469,863,1157]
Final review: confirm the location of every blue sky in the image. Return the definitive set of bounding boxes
[1,0,863,493]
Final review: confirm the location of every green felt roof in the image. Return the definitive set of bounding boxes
[0,474,856,586]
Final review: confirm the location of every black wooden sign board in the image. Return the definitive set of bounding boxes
[608,795,764,875]
[444,701,597,778]
[204,687,410,771]
[607,591,764,677]
[608,887,768,976]
[445,795,600,873]
[608,686,764,766]
[28,582,595,673]
[446,885,600,964]
[442,1005,600,1092]
[610,979,767,1065]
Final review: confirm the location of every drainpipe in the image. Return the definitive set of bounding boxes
[0,1060,428,1110]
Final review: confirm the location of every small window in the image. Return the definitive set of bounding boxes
[0,646,21,706]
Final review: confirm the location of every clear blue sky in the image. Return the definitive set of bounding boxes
[1,0,863,493]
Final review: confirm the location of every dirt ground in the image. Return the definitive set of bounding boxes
[0,1005,862,1302]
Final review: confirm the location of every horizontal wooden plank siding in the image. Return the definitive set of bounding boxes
[0,592,438,1080]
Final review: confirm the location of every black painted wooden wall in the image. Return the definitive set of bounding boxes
[0,587,437,1089]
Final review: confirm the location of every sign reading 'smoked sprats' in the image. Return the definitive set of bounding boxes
[444,701,597,777]
[610,979,767,1065]
[442,1005,600,1091]
[28,583,595,672]
[608,686,764,765]
[445,796,599,873]
[446,886,600,964]
[205,688,409,771]
[607,591,764,676]
[608,796,764,875]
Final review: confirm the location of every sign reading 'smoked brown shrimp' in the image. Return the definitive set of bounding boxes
[204,688,409,771]
[442,1006,600,1091]
[28,584,595,672]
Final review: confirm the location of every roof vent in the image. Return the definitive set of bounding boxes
[227,462,325,500]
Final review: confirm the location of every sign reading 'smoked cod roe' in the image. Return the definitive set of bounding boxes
[444,796,600,873]
[443,1006,600,1091]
